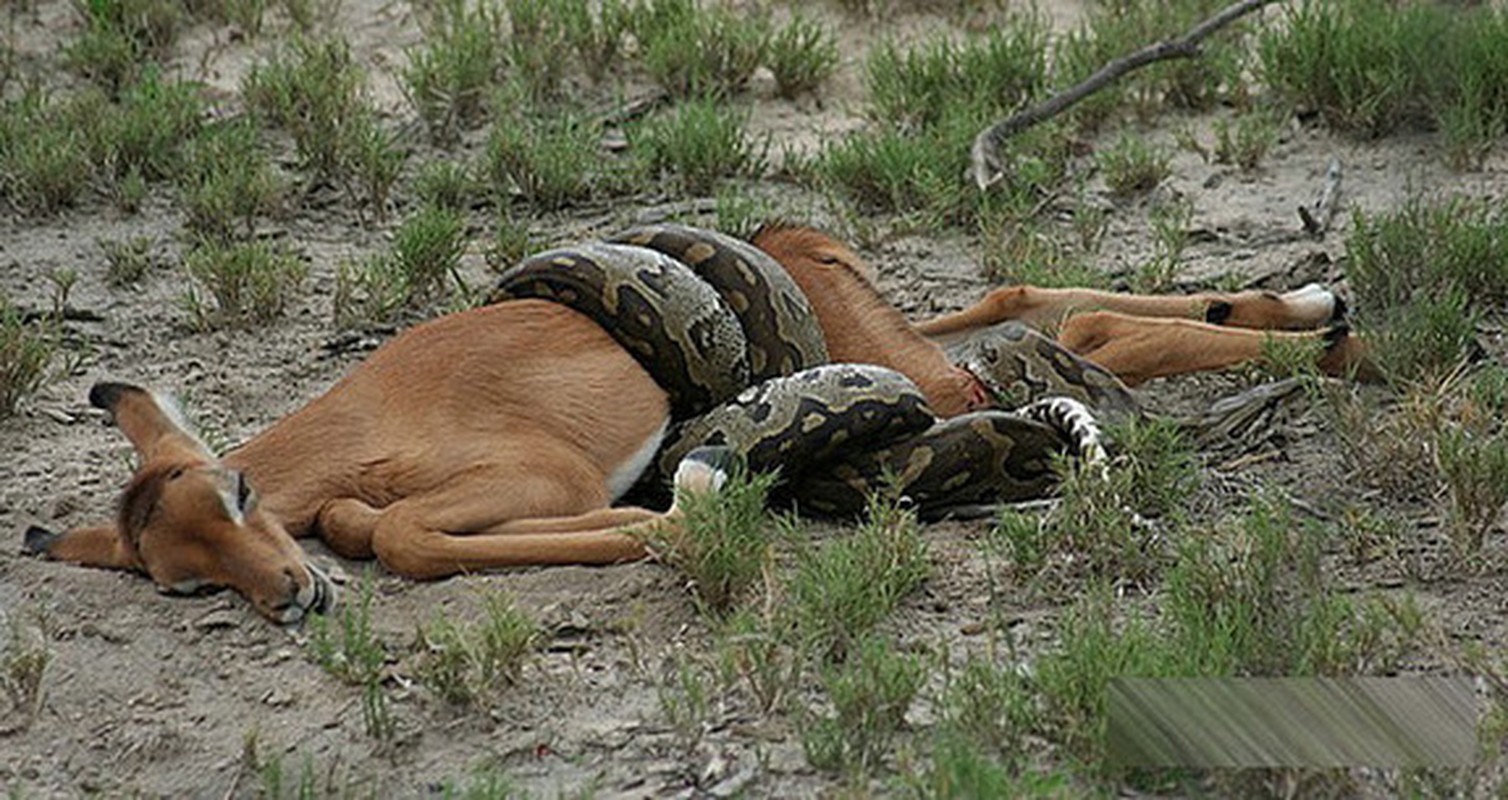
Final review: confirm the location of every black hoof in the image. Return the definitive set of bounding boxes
[22,525,60,556]
[1330,294,1349,323]
[88,382,143,411]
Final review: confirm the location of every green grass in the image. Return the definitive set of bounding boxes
[176,119,283,242]
[334,204,467,327]
[1261,0,1508,166]
[786,492,929,660]
[181,239,308,329]
[1344,199,1507,384]
[100,236,155,287]
[243,36,371,183]
[1212,109,1279,172]
[865,22,1048,132]
[414,160,480,212]
[712,608,799,715]
[1032,497,1423,766]
[65,0,182,92]
[87,73,203,185]
[634,98,765,196]
[0,295,56,418]
[403,0,505,142]
[483,103,606,210]
[0,91,94,215]
[767,14,838,99]
[306,573,394,740]
[1134,197,1192,293]
[1098,134,1170,199]
[342,113,407,220]
[976,212,1111,290]
[808,18,1068,226]
[632,0,770,100]
[1436,426,1508,555]
[991,416,1197,593]
[645,462,776,616]
[482,212,534,274]
[801,635,924,774]
[416,591,539,706]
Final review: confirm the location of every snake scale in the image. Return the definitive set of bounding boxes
[490,224,1104,516]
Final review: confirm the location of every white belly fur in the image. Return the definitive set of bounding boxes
[607,415,669,502]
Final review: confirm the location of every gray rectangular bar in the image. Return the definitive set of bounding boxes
[1108,677,1478,768]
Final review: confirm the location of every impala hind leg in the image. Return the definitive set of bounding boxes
[346,448,735,579]
[1058,312,1372,386]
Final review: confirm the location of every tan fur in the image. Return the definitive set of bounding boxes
[1057,312,1372,386]
[917,285,1336,341]
[750,225,988,417]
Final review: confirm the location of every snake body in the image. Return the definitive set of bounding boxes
[610,224,829,381]
[947,321,1140,423]
[489,242,749,417]
[653,363,936,484]
[490,225,1101,516]
[794,410,1067,517]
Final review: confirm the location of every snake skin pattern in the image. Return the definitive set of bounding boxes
[609,224,829,381]
[654,363,936,483]
[794,410,1068,517]
[946,321,1141,423]
[491,226,1107,515]
[489,242,749,417]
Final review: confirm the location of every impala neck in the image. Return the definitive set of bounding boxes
[796,277,987,418]
[222,395,367,535]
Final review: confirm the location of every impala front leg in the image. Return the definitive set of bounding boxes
[1058,312,1375,385]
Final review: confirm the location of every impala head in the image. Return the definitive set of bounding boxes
[24,382,335,623]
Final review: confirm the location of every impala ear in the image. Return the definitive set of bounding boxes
[90,382,212,462]
[23,524,142,571]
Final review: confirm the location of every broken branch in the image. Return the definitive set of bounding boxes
[971,0,1285,191]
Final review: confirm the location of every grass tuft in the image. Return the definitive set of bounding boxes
[307,573,394,740]
[100,236,155,287]
[181,239,308,329]
[403,0,505,142]
[244,36,370,183]
[483,102,606,210]
[787,492,928,660]
[334,204,468,327]
[647,461,776,616]
[767,15,838,99]
[634,98,765,196]
[1262,0,1508,166]
[1345,199,1506,384]
[632,0,770,100]
[416,591,539,706]
[0,295,57,418]
[1098,134,1170,199]
[801,635,924,774]
[176,119,284,243]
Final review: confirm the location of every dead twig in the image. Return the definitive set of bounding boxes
[970,0,1284,190]
[1298,156,1343,237]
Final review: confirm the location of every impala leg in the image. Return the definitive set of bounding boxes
[916,287,1036,345]
[1058,312,1350,386]
[317,498,383,559]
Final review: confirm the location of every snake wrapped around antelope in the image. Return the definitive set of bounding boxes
[489,223,1107,517]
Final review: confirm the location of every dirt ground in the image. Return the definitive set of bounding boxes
[1,0,1506,797]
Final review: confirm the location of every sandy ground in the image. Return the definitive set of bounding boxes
[1,0,1505,796]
